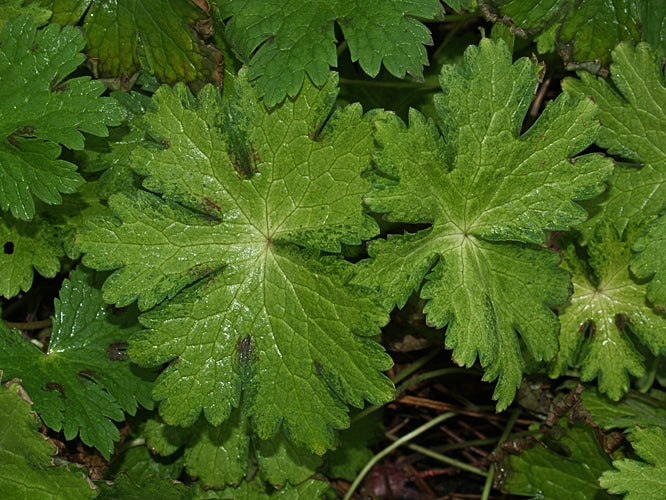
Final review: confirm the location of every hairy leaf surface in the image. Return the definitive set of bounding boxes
[219,0,444,106]
[0,267,154,458]
[356,38,612,410]
[76,72,394,454]
[551,226,666,400]
[0,16,123,220]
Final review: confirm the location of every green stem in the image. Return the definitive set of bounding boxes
[385,433,486,477]
[481,407,522,500]
[3,318,52,330]
[343,412,456,500]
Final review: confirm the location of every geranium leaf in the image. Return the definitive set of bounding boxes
[355,38,612,410]
[76,72,394,454]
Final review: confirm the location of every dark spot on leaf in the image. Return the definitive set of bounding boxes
[107,341,128,361]
[7,125,36,148]
[569,157,577,164]
[31,43,39,52]
[45,382,65,398]
[162,139,171,149]
[50,76,69,93]
[314,361,324,375]
[194,18,214,39]
[3,242,14,254]
[236,335,254,365]
[200,196,221,219]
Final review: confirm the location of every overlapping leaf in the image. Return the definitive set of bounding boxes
[0,213,62,298]
[480,0,642,70]
[355,38,612,410]
[0,381,96,499]
[219,0,444,106]
[551,226,666,400]
[600,426,666,499]
[75,72,394,454]
[0,16,123,220]
[145,410,321,488]
[0,267,154,458]
[82,0,223,91]
[563,42,666,235]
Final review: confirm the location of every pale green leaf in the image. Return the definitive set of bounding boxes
[551,226,666,400]
[0,16,123,219]
[219,0,444,106]
[601,426,666,499]
[563,42,666,235]
[76,72,394,454]
[0,212,62,298]
[356,38,612,410]
[0,381,96,499]
[0,267,154,458]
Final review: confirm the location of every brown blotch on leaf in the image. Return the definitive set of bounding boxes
[7,125,36,148]
[44,381,65,398]
[106,341,128,361]
[236,335,254,365]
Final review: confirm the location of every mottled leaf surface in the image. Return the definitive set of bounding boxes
[481,0,642,68]
[0,16,123,219]
[76,72,394,454]
[356,38,612,410]
[0,267,154,458]
[82,0,223,91]
[219,0,444,105]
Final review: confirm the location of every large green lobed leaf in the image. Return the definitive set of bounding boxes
[76,71,394,454]
[356,38,613,410]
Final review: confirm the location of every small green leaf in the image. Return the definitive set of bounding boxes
[600,426,666,499]
[0,212,62,298]
[498,418,615,499]
[552,226,666,400]
[0,267,154,458]
[219,0,444,106]
[0,16,123,219]
[0,381,96,499]
[356,38,612,410]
